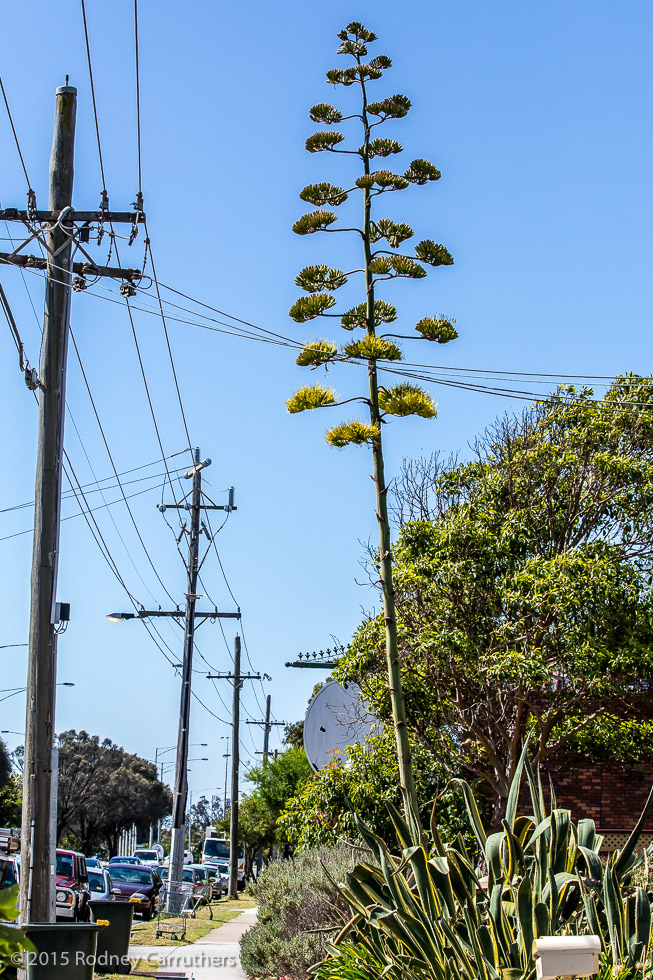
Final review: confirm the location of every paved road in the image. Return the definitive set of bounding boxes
[130,906,257,979]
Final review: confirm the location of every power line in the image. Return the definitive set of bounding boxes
[0,73,33,194]
[69,325,179,606]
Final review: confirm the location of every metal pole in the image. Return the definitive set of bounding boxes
[223,744,229,817]
[20,83,77,925]
[169,449,203,888]
[228,636,241,899]
[262,695,271,764]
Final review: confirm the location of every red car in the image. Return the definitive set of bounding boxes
[55,849,90,921]
[109,863,163,920]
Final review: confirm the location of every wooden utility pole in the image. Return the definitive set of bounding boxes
[207,643,260,898]
[229,636,241,900]
[247,694,285,763]
[169,449,205,889]
[0,82,145,924]
[20,84,76,925]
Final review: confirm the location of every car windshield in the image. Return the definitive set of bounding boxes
[202,839,230,860]
[88,871,105,893]
[110,857,138,864]
[216,864,228,874]
[193,868,207,880]
[56,854,74,877]
[109,868,152,885]
[133,851,157,861]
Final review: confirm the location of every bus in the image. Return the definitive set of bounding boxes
[202,834,245,886]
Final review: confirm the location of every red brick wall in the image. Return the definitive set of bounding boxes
[519,761,653,831]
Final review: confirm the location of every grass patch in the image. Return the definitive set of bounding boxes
[129,896,256,947]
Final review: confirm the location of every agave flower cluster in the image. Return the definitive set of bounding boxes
[286,20,458,447]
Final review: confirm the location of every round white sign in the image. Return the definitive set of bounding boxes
[303,680,380,771]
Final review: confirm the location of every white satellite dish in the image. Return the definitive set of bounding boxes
[303,680,380,772]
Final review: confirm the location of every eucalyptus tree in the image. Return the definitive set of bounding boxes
[286,21,457,835]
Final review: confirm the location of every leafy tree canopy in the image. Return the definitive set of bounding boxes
[334,378,653,821]
[56,730,171,855]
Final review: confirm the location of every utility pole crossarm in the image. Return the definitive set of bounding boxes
[205,673,260,680]
[0,209,145,223]
[0,252,142,281]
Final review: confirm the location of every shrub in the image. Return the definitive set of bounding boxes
[240,845,359,980]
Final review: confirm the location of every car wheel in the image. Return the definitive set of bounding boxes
[141,902,154,921]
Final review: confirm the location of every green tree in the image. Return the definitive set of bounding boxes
[286,21,457,837]
[56,731,171,854]
[279,729,475,850]
[0,775,21,828]
[335,379,653,823]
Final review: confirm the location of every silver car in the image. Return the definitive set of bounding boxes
[87,867,115,902]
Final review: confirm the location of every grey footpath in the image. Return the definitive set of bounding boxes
[129,906,258,979]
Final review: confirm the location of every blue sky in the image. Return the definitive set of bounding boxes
[0,1,651,805]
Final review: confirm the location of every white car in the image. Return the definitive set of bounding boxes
[87,868,116,902]
[132,849,162,868]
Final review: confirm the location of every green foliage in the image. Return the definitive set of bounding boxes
[366,256,427,280]
[0,775,21,827]
[56,730,171,854]
[365,138,403,158]
[306,131,346,153]
[310,103,343,125]
[326,421,380,448]
[0,739,10,788]
[367,94,412,118]
[340,301,398,330]
[389,255,427,278]
[279,729,474,850]
[336,379,653,816]
[414,239,454,266]
[415,316,459,342]
[379,384,437,418]
[343,336,403,361]
[289,293,337,322]
[293,210,339,235]
[241,846,358,980]
[0,886,34,980]
[370,218,414,247]
[286,384,337,413]
[296,264,348,292]
[297,341,339,368]
[319,754,653,980]
[404,158,442,183]
[300,183,349,207]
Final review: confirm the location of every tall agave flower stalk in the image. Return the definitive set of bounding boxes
[286,21,457,839]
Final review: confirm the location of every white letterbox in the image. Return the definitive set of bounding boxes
[534,936,601,980]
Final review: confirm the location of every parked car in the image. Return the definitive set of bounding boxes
[109,864,162,920]
[56,849,91,921]
[131,848,161,868]
[85,856,104,869]
[109,855,142,866]
[188,863,222,900]
[87,867,116,902]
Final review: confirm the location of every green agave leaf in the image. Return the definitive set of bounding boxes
[577,817,598,851]
[485,832,504,882]
[452,778,487,851]
[578,844,603,884]
[604,863,624,967]
[614,784,653,880]
[505,739,531,831]
[635,886,651,960]
[533,900,550,938]
[516,877,534,969]
[385,800,412,851]
[427,855,456,917]
[550,809,571,876]
[525,756,545,827]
